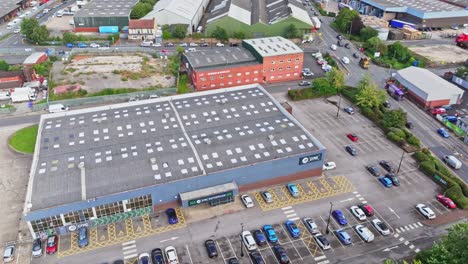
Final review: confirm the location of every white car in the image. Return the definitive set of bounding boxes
[342,56,350,64]
[350,206,366,221]
[241,231,257,251]
[13,28,21,33]
[371,218,391,236]
[416,204,436,219]
[355,225,374,242]
[98,46,110,50]
[303,217,319,234]
[189,42,198,47]
[165,246,179,264]
[323,161,336,171]
[313,233,331,250]
[215,42,224,47]
[312,52,322,58]
[153,43,162,47]
[302,71,314,77]
[90,43,100,48]
[241,194,254,208]
[3,244,15,263]
[330,44,337,50]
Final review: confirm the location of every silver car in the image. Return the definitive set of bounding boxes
[32,238,42,257]
[261,191,273,203]
[3,244,15,263]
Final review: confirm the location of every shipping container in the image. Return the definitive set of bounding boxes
[99,26,119,34]
[390,19,416,29]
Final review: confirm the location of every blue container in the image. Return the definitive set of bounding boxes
[99,26,119,34]
[412,60,419,66]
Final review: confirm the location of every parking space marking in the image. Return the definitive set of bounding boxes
[315,255,327,261]
[415,248,421,253]
[185,245,194,264]
[409,244,415,249]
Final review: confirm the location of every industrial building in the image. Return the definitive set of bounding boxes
[143,0,210,34]
[394,67,464,109]
[73,0,138,31]
[23,84,326,238]
[0,0,29,24]
[182,36,304,91]
[340,0,468,28]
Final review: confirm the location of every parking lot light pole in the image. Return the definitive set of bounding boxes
[397,151,405,174]
[325,202,333,234]
[336,92,342,118]
[240,223,244,257]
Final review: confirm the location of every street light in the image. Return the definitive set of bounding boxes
[240,223,244,257]
[397,151,405,174]
[336,92,342,118]
[325,202,334,234]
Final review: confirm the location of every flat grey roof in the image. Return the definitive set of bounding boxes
[0,0,20,19]
[75,0,139,18]
[243,37,303,57]
[183,47,259,70]
[362,0,465,12]
[29,84,322,210]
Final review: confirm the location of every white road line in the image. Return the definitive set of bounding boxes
[358,197,365,201]
[185,245,194,264]
[409,225,415,230]
[215,241,226,261]
[353,191,358,194]
[404,241,410,246]
[361,201,367,204]
[399,237,405,242]
[315,255,327,261]
[394,234,399,238]
[282,206,292,210]
[226,237,238,259]
[409,244,415,249]
[284,210,295,214]
[123,253,138,260]
[318,261,330,264]
[417,222,423,227]
[289,217,300,221]
[286,213,297,218]
[355,194,361,197]
[123,249,137,255]
[122,240,136,246]
[405,226,410,231]
[415,248,421,253]
[122,245,136,250]
[396,229,401,233]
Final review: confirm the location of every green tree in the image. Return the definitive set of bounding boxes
[382,109,407,128]
[455,66,468,78]
[415,223,468,264]
[20,18,40,39]
[232,31,246,39]
[355,75,386,108]
[333,8,359,33]
[176,46,185,55]
[211,26,228,41]
[388,41,411,62]
[29,25,49,43]
[325,68,345,91]
[172,24,187,39]
[284,24,299,38]
[384,260,423,264]
[0,60,10,71]
[313,77,336,95]
[62,32,79,44]
[360,27,378,41]
[130,2,153,19]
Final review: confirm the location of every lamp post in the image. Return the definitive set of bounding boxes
[336,92,342,118]
[240,222,244,257]
[397,151,405,174]
[325,202,333,234]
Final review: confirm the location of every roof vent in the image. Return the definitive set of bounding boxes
[163,162,168,168]
[164,113,170,118]
[204,138,212,145]
[268,135,275,140]
[150,157,156,164]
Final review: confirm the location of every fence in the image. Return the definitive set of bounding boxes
[32,88,177,111]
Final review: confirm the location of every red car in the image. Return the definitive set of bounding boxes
[358,203,374,216]
[430,108,446,115]
[46,235,58,254]
[347,133,359,142]
[436,195,456,209]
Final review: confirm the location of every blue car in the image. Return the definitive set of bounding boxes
[378,176,393,188]
[263,225,278,243]
[332,210,347,225]
[287,183,299,197]
[77,227,88,248]
[166,208,178,224]
[335,229,352,245]
[66,43,75,48]
[253,230,267,246]
[77,43,88,48]
[285,221,301,238]
[437,128,449,138]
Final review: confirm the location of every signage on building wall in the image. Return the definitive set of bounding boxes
[298,153,322,165]
[207,70,231,76]
[187,190,234,206]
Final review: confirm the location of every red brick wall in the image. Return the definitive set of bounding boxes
[426,99,450,109]
[74,27,99,33]
[406,90,450,109]
[193,64,264,91]
[262,53,304,83]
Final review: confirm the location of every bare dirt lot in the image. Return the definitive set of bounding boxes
[52,53,176,93]
[409,44,468,64]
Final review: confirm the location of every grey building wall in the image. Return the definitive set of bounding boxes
[73,16,130,29]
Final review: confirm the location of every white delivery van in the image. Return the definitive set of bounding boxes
[0,91,11,101]
[30,1,38,7]
[443,155,462,169]
[140,41,153,47]
[48,104,69,113]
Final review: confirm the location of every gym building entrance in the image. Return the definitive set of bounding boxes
[179,182,239,207]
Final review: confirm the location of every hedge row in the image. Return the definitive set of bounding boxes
[412,150,468,209]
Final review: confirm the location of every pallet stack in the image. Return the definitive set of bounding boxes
[401,25,422,40]
[360,15,389,28]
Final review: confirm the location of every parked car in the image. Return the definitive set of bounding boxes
[204,239,218,258]
[379,160,394,172]
[302,71,314,77]
[330,44,337,50]
[332,210,347,225]
[228,258,239,264]
[385,173,400,186]
[371,219,390,236]
[32,238,42,257]
[416,204,436,219]
[66,43,75,48]
[342,57,350,64]
[138,253,150,264]
[303,217,319,234]
[344,43,351,49]
[151,248,165,264]
[287,183,299,197]
[383,101,391,108]
[216,42,224,47]
[153,43,162,47]
[261,191,274,203]
[273,245,290,264]
[346,133,358,142]
[263,225,278,243]
[285,221,301,238]
[77,43,87,48]
[343,107,354,115]
[253,230,267,246]
[359,203,374,216]
[345,145,357,156]
[13,28,20,34]
[77,226,89,247]
[299,80,311,86]
[46,235,58,254]
[313,233,331,250]
[436,194,456,209]
[355,225,374,242]
[242,231,257,251]
[166,208,178,224]
[366,165,380,176]
[179,43,188,47]
[200,43,209,47]
[430,108,446,115]
[90,43,100,48]
[241,194,254,208]
[437,128,449,138]
[378,176,393,188]
[323,161,336,170]
[3,244,15,263]
[335,229,352,245]
[189,42,198,47]
[164,42,174,47]
[249,251,264,264]
[405,121,413,129]
[350,206,366,220]
[164,246,179,264]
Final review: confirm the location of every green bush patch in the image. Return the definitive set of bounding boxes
[8,125,38,154]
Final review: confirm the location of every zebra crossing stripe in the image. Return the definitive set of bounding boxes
[396,229,401,233]
[405,226,410,231]
[409,225,415,229]
[417,222,423,227]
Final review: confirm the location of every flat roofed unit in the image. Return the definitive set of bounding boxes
[243,36,303,57]
[183,47,259,70]
[29,84,321,211]
[363,0,465,12]
[0,0,20,19]
[75,0,139,17]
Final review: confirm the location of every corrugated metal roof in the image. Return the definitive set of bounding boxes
[23,52,46,65]
[243,36,303,57]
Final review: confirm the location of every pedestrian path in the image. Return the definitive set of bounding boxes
[122,240,137,260]
[281,206,300,221]
[395,222,423,233]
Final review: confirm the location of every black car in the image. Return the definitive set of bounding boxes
[113,261,124,264]
[200,43,209,47]
[366,165,380,176]
[379,160,394,172]
[151,248,165,264]
[405,122,413,129]
[204,239,218,258]
[164,42,174,47]
[344,43,351,49]
[383,101,391,108]
[345,145,357,156]
[230,43,239,47]
[250,251,265,264]
[228,258,240,264]
[385,173,400,186]
[273,245,290,264]
[253,230,267,246]
[337,34,343,40]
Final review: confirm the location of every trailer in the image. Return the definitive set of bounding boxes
[385,83,404,100]
[390,19,416,29]
[312,17,321,30]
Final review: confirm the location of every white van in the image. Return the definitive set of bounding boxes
[48,104,69,113]
[56,10,63,17]
[30,1,38,7]
[0,91,11,101]
[443,155,462,169]
[241,231,257,251]
[140,41,153,47]
[187,48,196,52]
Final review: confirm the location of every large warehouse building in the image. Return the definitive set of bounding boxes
[182,36,304,91]
[23,84,326,238]
[394,66,464,108]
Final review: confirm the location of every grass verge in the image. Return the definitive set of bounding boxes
[8,125,38,154]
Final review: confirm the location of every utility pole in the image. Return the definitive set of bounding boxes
[325,202,333,234]
[397,151,405,174]
[240,222,244,257]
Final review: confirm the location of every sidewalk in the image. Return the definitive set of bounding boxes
[422,209,468,226]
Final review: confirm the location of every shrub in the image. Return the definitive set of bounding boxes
[413,151,430,162]
[420,160,436,176]
[445,185,468,209]
[386,131,404,144]
[422,148,431,155]
[389,127,406,138]
[407,135,421,147]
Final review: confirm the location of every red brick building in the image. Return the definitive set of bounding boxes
[0,71,24,90]
[182,37,304,91]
